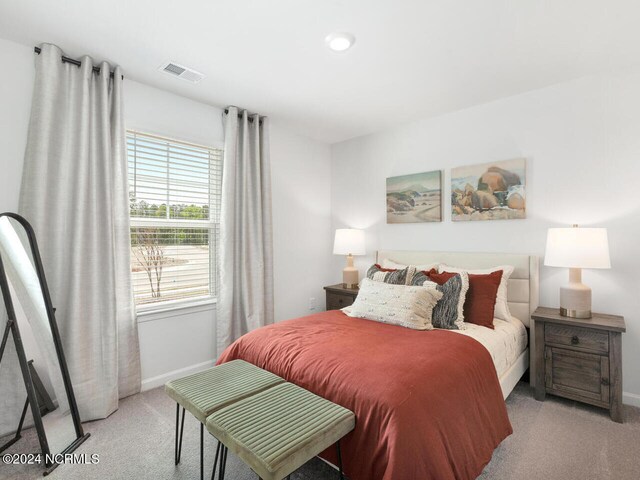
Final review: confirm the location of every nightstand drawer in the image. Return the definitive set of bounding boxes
[327,293,355,310]
[545,323,609,353]
[545,346,609,406]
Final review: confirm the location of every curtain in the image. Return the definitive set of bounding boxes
[17,43,140,421]
[217,106,274,354]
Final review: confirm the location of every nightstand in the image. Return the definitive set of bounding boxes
[532,306,626,422]
[323,284,359,311]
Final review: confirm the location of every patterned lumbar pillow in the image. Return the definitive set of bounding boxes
[411,271,469,330]
[345,278,442,330]
[366,264,416,285]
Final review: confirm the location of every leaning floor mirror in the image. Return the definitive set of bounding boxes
[0,212,89,475]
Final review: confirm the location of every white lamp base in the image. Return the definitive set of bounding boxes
[559,268,592,319]
[343,254,359,288]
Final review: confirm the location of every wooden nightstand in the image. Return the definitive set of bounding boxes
[532,306,626,422]
[323,284,359,311]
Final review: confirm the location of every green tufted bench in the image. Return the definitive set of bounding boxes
[205,382,356,480]
[165,360,285,480]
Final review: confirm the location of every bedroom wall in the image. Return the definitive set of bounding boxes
[330,68,640,406]
[0,36,334,392]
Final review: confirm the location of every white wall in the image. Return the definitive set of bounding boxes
[330,69,640,406]
[270,126,334,321]
[0,37,334,392]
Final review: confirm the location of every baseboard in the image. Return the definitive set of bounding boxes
[623,391,640,408]
[141,359,216,392]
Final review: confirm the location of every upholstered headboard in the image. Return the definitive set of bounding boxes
[376,250,539,328]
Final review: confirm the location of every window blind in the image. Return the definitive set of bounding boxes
[127,131,223,307]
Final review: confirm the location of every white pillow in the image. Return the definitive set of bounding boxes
[380,258,439,272]
[345,278,442,330]
[438,264,514,321]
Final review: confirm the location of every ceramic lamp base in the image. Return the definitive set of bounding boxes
[342,254,359,288]
[559,268,592,319]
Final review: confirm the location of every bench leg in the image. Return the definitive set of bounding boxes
[211,441,222,480]
[200,423,204,480]
[175,404,186,465]
[220,445,228,480]
[336,440,344,480]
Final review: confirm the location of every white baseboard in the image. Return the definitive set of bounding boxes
[623,391,640,408]
[141,359,216,392]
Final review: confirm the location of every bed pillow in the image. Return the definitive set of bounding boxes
[380,258,439,272]
[366,264,416,285]
[346,278,442,330]
[438,264,514,321]
[437,270,502,329]
[411,271,469,330]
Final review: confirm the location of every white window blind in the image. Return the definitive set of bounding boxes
[127,131,223,308]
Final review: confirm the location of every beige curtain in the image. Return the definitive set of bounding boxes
[17,43,140,421]
[217,107,274,354]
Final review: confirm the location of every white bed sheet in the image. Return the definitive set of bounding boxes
[450,316,528,378]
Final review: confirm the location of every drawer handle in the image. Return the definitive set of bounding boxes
[571,335,579,345]
[338,298,344,304]
[601,378,609,386]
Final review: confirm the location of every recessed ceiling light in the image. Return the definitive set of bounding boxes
[325,32,356,53]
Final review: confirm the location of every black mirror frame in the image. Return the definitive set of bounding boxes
[0,212,89,475]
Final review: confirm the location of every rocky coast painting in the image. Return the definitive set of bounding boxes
[387,170,442,223]
[451,158,526,221]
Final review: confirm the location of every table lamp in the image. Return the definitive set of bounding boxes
[333,229,365,288]
[544,225,611,318]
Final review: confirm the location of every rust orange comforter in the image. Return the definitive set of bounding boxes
[217,310,512,480]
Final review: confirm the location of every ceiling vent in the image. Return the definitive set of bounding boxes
[159,62,205,84]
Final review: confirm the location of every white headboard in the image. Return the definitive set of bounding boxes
[376,250,539,328]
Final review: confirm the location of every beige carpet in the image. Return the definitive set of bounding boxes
[2,382,639,480]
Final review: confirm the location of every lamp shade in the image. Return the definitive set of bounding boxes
[544,227,611,269]
[333,229,365,256]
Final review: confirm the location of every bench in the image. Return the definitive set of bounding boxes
[206,382,355,480]
[165,360,285,480]
[165,361,356,480]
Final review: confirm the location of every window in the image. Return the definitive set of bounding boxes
[127,131,223,309]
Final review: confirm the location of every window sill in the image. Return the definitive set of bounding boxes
[136,297,217,323]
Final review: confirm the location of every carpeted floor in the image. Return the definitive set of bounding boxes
[2,382,639,480]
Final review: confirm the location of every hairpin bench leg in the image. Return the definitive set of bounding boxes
[175,404,186,465]
[213,444,228,480]
[200,423,204,480]
[336,440,344,480]
[210,441,222,480]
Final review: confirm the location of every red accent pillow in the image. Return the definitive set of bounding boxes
[437,270,503,329]
[373,263,397,272]
[425,270,454,285]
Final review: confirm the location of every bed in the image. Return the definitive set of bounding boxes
[217,251,539,480]
[376,250,540,396]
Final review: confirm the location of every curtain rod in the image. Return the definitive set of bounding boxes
[34,46,122,79]
[224,108,263,125]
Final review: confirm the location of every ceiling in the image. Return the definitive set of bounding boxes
[1,0,640,143]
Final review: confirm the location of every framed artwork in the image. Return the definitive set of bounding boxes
[386,170,442,223]
[451,158,526,221]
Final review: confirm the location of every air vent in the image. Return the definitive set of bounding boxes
[159,62,205,84]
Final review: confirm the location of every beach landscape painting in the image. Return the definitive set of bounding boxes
[451,158,526,221]
[386,170,442,223]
